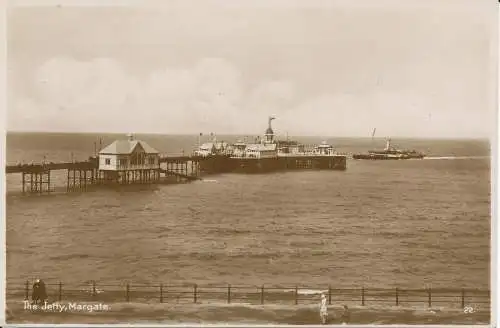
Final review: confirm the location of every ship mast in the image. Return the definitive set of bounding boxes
[370,128,376,150]
[385,137,392,151]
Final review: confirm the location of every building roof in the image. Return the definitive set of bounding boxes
[99,139,159,155]
[246,143,277,152]
[199,142,228,150]
[316,141,333,148]
[199,142,214,150]
[277,140,299,146]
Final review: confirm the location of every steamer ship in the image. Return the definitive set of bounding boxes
[352,138,425,160]
[195,117,347,173]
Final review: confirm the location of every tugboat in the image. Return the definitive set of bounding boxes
[352,138,425,160]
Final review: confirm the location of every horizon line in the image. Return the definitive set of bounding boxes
[4,130,491,141]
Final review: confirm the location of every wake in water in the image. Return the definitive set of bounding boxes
[424,156,490,160]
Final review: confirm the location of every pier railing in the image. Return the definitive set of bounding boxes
[8,281,490,310]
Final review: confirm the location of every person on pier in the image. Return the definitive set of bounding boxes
[32,279,47,305]
[319,293,328,324]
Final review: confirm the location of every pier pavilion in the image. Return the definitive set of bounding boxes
[98,134,161,184]
[6,134,203,195]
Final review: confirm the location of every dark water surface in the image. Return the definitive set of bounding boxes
[6,133,491,291]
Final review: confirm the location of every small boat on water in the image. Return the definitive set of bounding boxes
[352,138,425,160]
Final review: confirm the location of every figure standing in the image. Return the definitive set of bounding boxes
[32,279,47,305]
[319,293,328,324]
[340,305,350,325]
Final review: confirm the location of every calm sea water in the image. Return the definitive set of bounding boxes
[5,133,491,291]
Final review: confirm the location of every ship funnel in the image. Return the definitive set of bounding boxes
[265,116,276,143]
[385,138,391,151]
[127,133,134,141]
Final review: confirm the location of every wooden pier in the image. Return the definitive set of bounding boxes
[6,155,202,195]
[21,169,51,194]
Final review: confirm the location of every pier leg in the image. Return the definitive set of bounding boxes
[84,170,87,190]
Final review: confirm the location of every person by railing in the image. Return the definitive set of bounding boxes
[32,279,47,305]
[319,293,328,324]
[340,305,350,325]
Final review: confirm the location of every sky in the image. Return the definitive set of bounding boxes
[6,0,497,138]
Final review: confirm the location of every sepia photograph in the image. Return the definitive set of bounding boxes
[3,0,497,325]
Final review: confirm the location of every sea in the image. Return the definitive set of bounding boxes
[5,133,492,294]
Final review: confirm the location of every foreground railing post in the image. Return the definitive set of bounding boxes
[227,285,231,304]
[396,287,399,306]
[361,287,365,306]
[261,285,264,305]
[126,283,130,302]
[295,286,298,305]
[328,285,332,305]
[160,283,163,303]
[58,281,62,302]
[92,280,96,297]
[193,284,197,303]
[24,280,29,300]
[461,288,465,308]
[427,288,432,308]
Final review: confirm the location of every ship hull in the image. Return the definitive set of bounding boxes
[230,155,347,173]
[352,154,424,160]
[198,154,348,174]
[352,154,402,160]
[198,155,235,175]
[230,158,282,173]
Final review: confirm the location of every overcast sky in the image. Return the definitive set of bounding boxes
[6,0,497,138]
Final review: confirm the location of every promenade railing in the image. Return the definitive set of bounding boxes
[7,281,490,310]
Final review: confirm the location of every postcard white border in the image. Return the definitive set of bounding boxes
[1,0,498,327]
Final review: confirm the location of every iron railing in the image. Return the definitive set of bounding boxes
[8,280,490,310]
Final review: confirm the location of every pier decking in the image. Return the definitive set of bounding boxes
[6,160,98,174]
[6,155,202,194]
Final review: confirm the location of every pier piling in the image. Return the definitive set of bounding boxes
[22,168,51,194]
